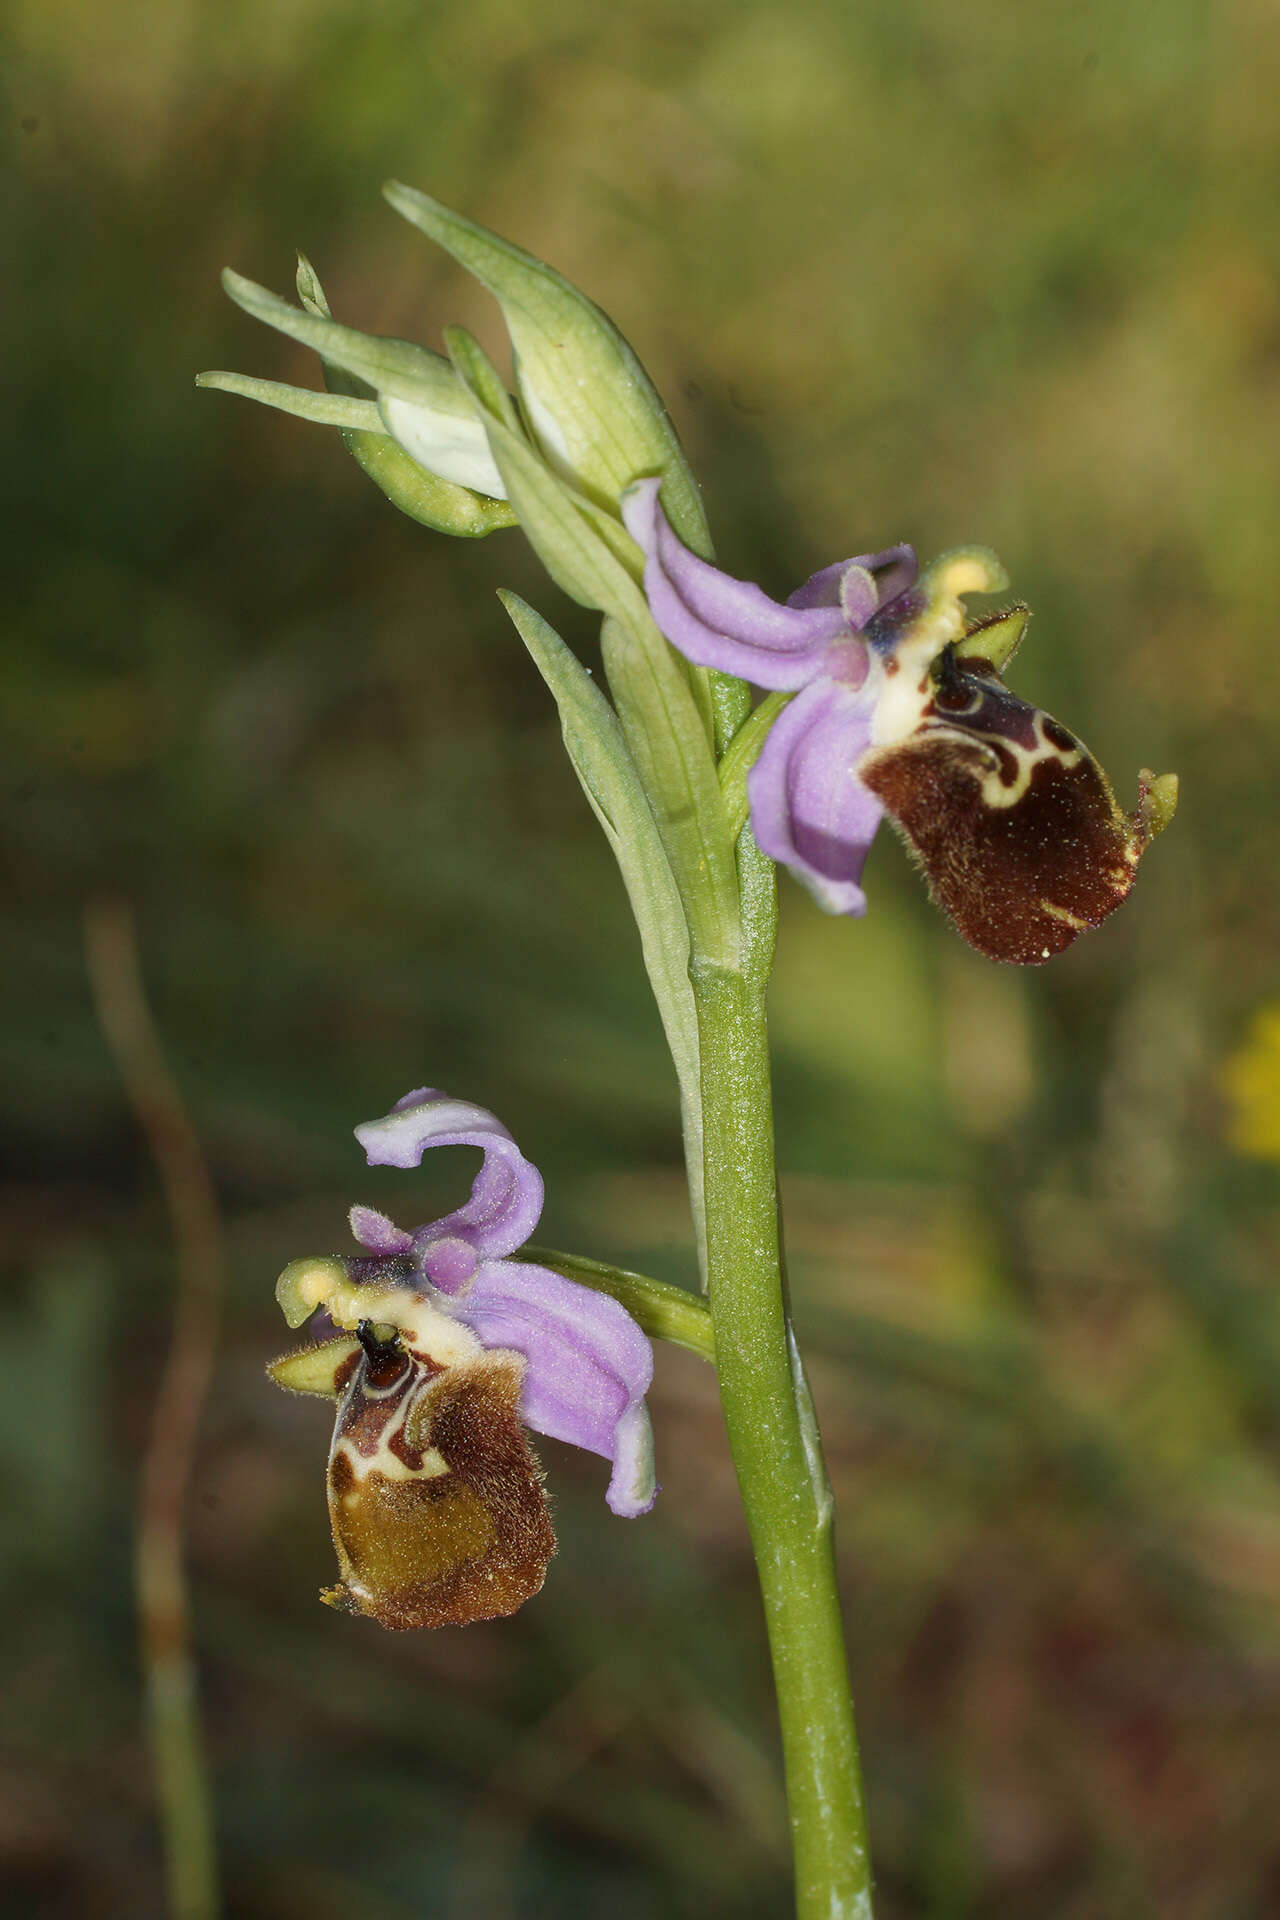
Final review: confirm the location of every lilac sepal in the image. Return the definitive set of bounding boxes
[355,1087,544,1263]
[625,485,920,919]
[454,1259,657,1516]
[622,479,846,690]
[747,676,885,915]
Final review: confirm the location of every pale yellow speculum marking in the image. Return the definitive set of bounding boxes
[975,743,1037,810]
[971,723,1081,813]
[337,1438,451,1487]
[1039,900,1090,930]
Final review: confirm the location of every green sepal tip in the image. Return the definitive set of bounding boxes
[194,370,384,432]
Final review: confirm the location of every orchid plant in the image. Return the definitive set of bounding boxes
[203,186,1175,1918]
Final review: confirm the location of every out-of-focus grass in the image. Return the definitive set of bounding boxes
[6,1,1280,1914]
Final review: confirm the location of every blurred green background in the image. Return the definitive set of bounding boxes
[7,0,1280,1914]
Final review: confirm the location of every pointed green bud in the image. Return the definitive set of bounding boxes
[206,263,517,537]
[383,181,712,557]
[221,269,468,415]
[294,253,331,320]
[445,325,652,620]
[335,425,517,538]
[221,269,462,415]
[220,268,507,496]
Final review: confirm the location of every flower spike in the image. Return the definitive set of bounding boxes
[269,1091,658,1630]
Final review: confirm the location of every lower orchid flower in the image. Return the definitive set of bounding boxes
[623,479,1177,964]
[269,1088,656,1629]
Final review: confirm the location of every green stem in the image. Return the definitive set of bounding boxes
[692,953,872,1919]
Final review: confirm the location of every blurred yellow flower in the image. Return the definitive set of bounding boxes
[1222,1006,1280,1162]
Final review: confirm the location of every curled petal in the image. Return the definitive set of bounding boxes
[348,1205,413,1255]
[864,544,919,610]
[748,677,885,915]
[604,1402,657,1524]
[622,479,845,690]
[837,566,880,630]
[454,1261,657,1517]
[786,557,856,612]
[354,1089,544,1261]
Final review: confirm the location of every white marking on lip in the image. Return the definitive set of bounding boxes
[336,1436,450,1485]
[943,713,1084,813]
[1039,900,1089,930]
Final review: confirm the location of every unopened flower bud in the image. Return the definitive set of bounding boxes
[199,261,516,538]
[383,182,711,556]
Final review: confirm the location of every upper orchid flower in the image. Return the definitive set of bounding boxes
[623,480,1177,965]
[270,1088,656,1630]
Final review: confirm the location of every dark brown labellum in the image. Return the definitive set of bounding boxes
[859,648,1149,965]
[324,1345,555,1630]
